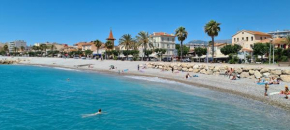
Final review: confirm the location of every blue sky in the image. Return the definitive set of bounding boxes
[0,0,289,45]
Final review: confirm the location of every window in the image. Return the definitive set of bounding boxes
[260,37,262,40]
[167,38,169,41]
[251,36,253,41]
[264,37,266,39]
[237,38,239,41]
[234,38,236,42]
[242,32,244,34]
[242,37,244,40]
[161,38,164,41]
[246,37,248,41]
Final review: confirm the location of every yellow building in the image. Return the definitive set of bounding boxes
[232,30,272,51]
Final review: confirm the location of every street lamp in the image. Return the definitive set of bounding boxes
[269,38,272,65]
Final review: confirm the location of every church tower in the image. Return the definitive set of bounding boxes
[106,29,116,44]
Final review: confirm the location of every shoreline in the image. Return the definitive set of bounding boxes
[17,62,290,111]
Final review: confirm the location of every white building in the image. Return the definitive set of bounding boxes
[268,30,290,38]
[149,32,176,58]
[8,40,27,52]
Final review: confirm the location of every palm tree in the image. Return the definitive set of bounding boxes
[93,40,103,54]
[204,20,221,62]
[40,44,47,56]
[136,31,153,61]
[105,41,114,59]
[105,40,114,50]
[3,45,9,54]
[13,47,18,56]
[119,34,134,60]
[175,26,188,60]
[285,36,290,58]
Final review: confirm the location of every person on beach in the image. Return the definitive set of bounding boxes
[185,73,191,79]
[256,78,262,83]
[282,86,289,99]
[172,67,174,73]
[138,64,139,71]
[264,83,269,96]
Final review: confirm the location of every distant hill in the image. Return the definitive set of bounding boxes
[186,39,232,44]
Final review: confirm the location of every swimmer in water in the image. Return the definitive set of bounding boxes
[98,109,101,114]
[67,78,70,81]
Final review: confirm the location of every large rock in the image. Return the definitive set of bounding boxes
[242,67,250,72]
[200,69,207,74]
[235,68,243,74]
[182,68,188,72]
[219,70,227,75]
[254,71,262,78]
[208,66,214,70]
[249,75,255,79]
[240,72,250,78]
[193,64,199,69]
[181,64,187,68]
[188,68,193,72]
[282,70,290,75]
[260,68,269,73]
[249,70,255,75]
[193,69,200,73]
[213,66,220,72]
[177,67,182,71]
[280,75,290,82]
[263,72,270,78]
[206,70,213,75]
[271,69,282,75]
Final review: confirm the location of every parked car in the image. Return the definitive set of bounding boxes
[181,58,191,62]
[162,57,172,62]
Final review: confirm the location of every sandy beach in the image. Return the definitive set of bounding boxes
[3,57,290,110]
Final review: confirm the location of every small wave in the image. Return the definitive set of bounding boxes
[125,76,189,86]
[53,67,80,71]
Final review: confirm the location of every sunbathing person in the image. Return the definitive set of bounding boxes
[185,73,191,79]
[281,86,289,99]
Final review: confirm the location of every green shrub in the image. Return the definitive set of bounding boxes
[113,57,118,60]
[281,56,288,62]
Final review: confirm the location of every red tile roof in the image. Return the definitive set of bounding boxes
[152,32,175,37]
[245,30,271,36]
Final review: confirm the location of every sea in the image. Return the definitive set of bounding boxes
[1,65,290,130]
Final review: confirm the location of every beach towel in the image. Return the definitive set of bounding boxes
[257,82,267,85]
[193,75,199,77]
[124,69,129,72]
[269,92,280,96]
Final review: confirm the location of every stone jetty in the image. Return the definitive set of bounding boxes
[145,62,290,82]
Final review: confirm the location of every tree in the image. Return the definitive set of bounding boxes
[105,41,114,50]
[3,45,9,54]
[119,34,134,60]
[144,50,153,60]
[40,44,47,56]
[136,31,153,61]
[105,41,114,59]
[175,26,188,59]
[252,42,269,62]
[220,44,242,55]
[154,48,166,61]
[13,47,18,56]
[20,46,25,52]
[194,47,207,62]
[285,36,290,58]
[176,44,189,57]
[93,39,103,54]
[204,20,221,61]
[84,49,93,56]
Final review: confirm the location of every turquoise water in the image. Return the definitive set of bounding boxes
[1,65,290,130]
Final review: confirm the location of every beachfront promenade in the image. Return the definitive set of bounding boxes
[3,56,290,110]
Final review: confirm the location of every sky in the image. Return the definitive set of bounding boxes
[0,0,289,45]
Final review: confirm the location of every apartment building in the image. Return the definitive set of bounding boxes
[149,32,176,58]
[8,40,27,52]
